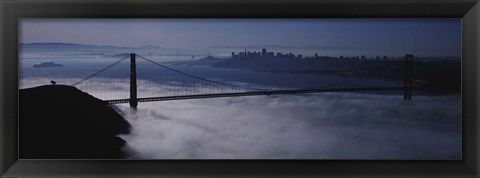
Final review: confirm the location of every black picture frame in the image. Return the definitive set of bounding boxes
[1,0,479,177]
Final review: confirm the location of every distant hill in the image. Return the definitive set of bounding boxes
[20,42,127,49]
[19,85,131,159]
[20,42,171,50]
[19,42,196,57]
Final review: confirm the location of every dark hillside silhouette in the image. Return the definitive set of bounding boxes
[20,85,131,159]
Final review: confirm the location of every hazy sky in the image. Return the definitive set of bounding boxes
[20,19,461,57]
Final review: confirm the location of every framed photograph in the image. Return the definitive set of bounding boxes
[1,0,479,177]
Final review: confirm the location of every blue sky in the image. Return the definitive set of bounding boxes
[20,19,461,57]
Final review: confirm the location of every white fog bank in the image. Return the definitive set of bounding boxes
[118,93,461,159]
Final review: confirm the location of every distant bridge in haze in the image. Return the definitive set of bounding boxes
[71,53,414,108]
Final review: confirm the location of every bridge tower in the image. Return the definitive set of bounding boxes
[130,53,138,108]
[404,54,413,101]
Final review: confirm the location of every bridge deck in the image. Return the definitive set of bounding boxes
[105,87,405,104]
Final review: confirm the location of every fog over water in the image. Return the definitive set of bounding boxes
[20,53,461,159]
[18,18,463,159]
[117,93,460,159]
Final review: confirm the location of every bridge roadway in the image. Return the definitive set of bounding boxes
[104,87,405,104]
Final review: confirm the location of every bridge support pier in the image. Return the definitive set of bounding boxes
[130,53,138,109]
[404,54,413,101]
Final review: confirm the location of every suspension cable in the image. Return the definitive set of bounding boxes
[136,54,265,91]
[72,54,130,86]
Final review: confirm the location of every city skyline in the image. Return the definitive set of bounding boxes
[20,19,461,58]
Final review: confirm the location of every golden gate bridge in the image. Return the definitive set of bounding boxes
[71,53,414,109]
